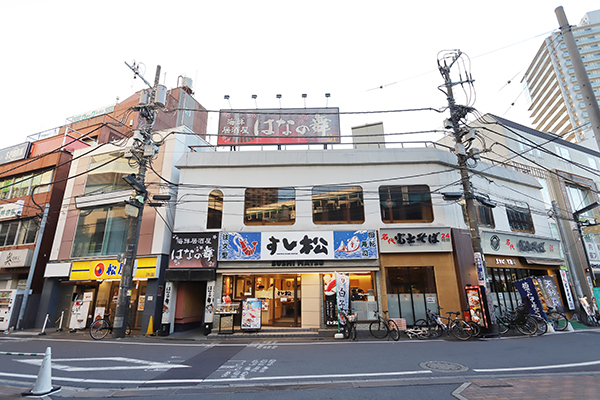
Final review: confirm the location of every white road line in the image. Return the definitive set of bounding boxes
[15,356,190,372]
[0,369,432,385]
[473,359,600,373]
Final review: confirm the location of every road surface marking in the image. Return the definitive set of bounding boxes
[473,359,600,373]
[15,356,190,372]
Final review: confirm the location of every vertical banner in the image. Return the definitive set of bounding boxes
[514,278,545,317]
[474,252,486,286]
[559,269,576,310]
[161,282,173,325]
[336,272,350,316]
[323,273,337,326]
[204,280,215,324]
[535,276,564,312]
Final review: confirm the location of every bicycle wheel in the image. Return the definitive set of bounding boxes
[369,320,388,339]
[547,311,568,331]
[532,315,547,335]
[349,324,357,341]
[467,321,480,338]
[451,320,473,341]
[90,320,110,340]
[415,319,441,339]
[496,316,510,335]
[516,316,538,335]
[388,320,400,341]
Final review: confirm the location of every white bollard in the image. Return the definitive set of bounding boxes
[22,347,61,397]
[38,314,49,336]
[546,321,556,334]
[567,322,575,331]
[57,311,64,332]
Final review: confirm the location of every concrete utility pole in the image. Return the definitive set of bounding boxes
[438,50,498,336]
[556,6,600,145]
[112,63,163,338]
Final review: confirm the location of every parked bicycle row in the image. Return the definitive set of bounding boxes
[337,305,570,341]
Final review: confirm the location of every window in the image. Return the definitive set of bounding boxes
[462,199,495,228]
[207,190,223,229]
[506,203,534,233]
[0,218,39,247]
[83,154,137,195]
[555,145,571,161]
[379,185,433,223]
[312,186,364,224]
[566,184,595,220]
[71,206,128,257]
[0,170,53,200]
[244,188,295,225]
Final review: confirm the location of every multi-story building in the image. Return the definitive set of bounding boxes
[464,113,600,315]
[0,135,89,330]
[12,78,209,331]
[521,9,600,144]
[166,111,562,335]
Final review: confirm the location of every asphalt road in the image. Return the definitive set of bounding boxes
[1,329,600,399]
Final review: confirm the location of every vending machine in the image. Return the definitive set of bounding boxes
[0,290,16,331]
[68,291,94,330]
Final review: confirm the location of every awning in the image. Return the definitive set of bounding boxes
[524,257,564,266]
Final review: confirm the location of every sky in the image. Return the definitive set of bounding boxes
[1,1,599,149]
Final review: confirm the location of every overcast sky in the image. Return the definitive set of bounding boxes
[1,1,599,149]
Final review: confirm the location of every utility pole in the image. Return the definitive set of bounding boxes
[112,63,163,338]
[438,50,498,336]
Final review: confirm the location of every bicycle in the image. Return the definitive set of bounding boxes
[369,310,400,341]
[338,310,357,341]
[494,305,537,336]
[416,308,473,341]
[90,313,132,340]
[546,307,568,331]
[528,313,548,335]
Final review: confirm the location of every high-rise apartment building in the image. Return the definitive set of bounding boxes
[522,10,600,143]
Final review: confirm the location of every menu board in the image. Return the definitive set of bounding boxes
[241,299,262,330]
[465,285,488,328]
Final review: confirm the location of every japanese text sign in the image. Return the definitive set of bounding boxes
[379,227,452,253]
[169,232,218,268]
[218,230,377,261]
[217,108,340,146]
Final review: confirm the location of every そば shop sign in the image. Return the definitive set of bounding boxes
[379,228,452,253]
[217,108,340,146]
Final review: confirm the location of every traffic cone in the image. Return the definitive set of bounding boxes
[146,316,154,336]
[22,347,61,397]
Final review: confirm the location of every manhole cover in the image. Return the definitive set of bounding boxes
[419,361,469,372]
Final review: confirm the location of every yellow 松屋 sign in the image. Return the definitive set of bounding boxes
[69,257,157,281]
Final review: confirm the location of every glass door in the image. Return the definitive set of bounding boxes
[273,275,301,327]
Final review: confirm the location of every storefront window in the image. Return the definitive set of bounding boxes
[312,186,365,224]
[71,206,128,257]
[221,274,302,327]
[322,272,376,324]
[244,188,295,225]
[385,266,438,325]
[379,185,433,223]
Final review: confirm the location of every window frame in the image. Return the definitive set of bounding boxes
[71,205,128,258]
[379,185,433,223]
[312,185,365,225]
[506,203,535,234]
[244,187,296,226]
[207,190,224,229]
